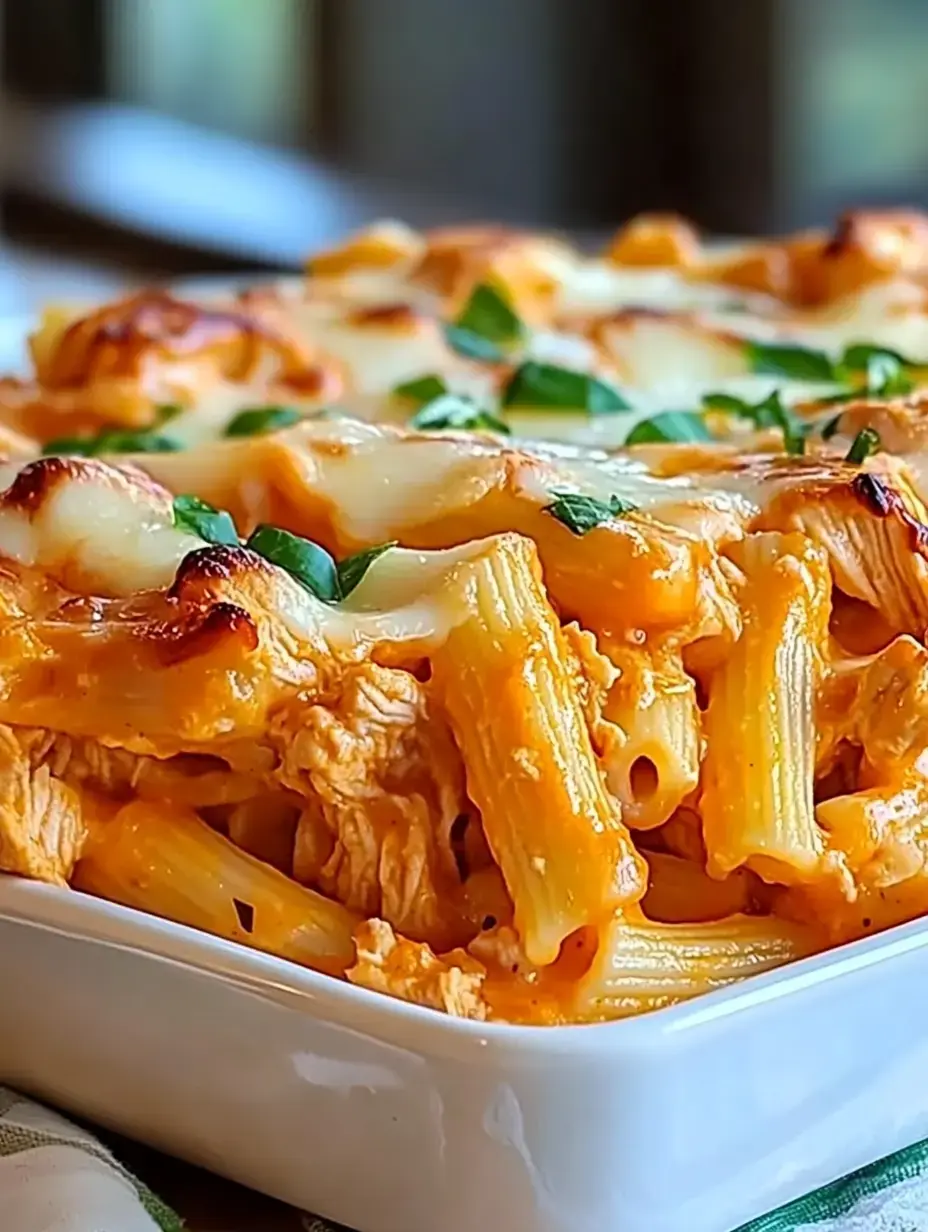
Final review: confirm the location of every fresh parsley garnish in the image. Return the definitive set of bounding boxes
[544,491,637,535]
[821,414,843,440]
[224,406,302,438]
[840,345,914,397]
[625,411,713,445]
[841,343,907,370]
[444,327,505,362]
[170,497,395,600]
[444,283,523,362]
[43,429,181,456]
[245,525,395,601]
[336,541,398,597]
[245,525,339,600]
[43,400,185,455]
[393,374,449,404]
[845,427,881,465]
[455,283,523,345]
[172,495,239,546]
[702,390,807,454]
[501,361,630,413]
[746,341,836,382]
[409,394,510,434]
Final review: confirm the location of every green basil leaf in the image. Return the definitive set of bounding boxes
[845,427,881,465]
[392,374,448,404]
[41,436,98,457]
[455,283,523,345]
[754,393,807,455]
[702,390,786,429]
[172,495,240,546]
[501,361,630,414]
[867,353,914,398]
[746,341,835,382]
[43,427,183,456]
[702,392,751,415]
[224,406,303,438]
[705,389,807,453]
[841,343,908,371]
[410,394,510,434]
[544,491,637,536]
[625,411,713,445]
[337,542,398,598]
[155,403,184,424]
[444,324,506,363]
[43,430,183,456]
[821,413,843,440]
[246,525,339,601]
[101,431,183,453]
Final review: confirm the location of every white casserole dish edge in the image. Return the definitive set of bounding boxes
[1,876,928,1232]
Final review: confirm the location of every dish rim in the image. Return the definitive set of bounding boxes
[2,874,927,1056]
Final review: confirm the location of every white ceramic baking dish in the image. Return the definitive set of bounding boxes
[2,878,928,1232]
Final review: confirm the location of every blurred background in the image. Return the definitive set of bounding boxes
[0,0,926,312]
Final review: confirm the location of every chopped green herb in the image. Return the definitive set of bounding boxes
[840,343,908,371]
[455,283,523,345]
[702,392,752,415]
[393,374,449,404]
[224,406,302,438]
[155,403,184,424]
[246,525,339,601]
[42,429,182,456]
[544,491,637,536]
[703,389,787,430]
[337,542,397,598]
[821,414,843,440]
[172,495,240,547]
[866,353,913,398]
[410,394,510,434]
[625,411,713,445]
[703,389,807,454]
[501,361,630,414]
[41,436,98,457]
[746,341,835,382]
[839,343,915,396]
[245,524,396,602]
[444,326,505,362]
[845,427,881,465]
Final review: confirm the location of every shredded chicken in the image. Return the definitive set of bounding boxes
[0,724,89,883]
[347,918,487,1020]
[274,662,468,947]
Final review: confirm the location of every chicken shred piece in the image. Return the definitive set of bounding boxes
[0,724,89,883]
[347,918,488,1020]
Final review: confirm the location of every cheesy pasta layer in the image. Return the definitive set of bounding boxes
[4,209,928,1022]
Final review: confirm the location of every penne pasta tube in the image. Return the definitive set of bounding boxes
[600,643,702,831]
[573,909,819,1021]
[73,800,359,976]
[430,533,647,966]
[701,532,850,890]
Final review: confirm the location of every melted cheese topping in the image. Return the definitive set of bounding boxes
[0,463,201,595]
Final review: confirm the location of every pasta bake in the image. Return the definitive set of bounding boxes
[4,209,928,1023]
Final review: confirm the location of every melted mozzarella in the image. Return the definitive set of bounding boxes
[0,467,202,596]
[556,261,777,317]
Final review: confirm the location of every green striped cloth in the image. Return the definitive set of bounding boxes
[1,1087,925,1231]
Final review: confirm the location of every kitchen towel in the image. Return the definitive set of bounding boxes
[2,1086,926,1231]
